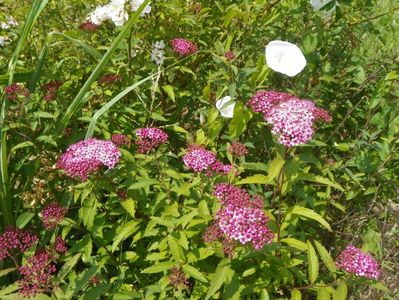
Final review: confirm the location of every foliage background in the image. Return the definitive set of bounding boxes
[0,0,398,299]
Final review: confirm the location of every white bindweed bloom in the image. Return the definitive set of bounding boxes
[131,0,152,15]
[216,96,235,118]
[0,22,9,30]
[310,0,336,17]
[88,5,110,25]
[265,40,307,77]
[154,40,165,49]
[108,2,128,26]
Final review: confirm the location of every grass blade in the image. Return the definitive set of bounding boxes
[56,0,151,135]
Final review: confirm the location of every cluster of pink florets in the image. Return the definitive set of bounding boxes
[336,245,381,279]
[170,38,198,56]
[98,74,122,85]
[79,21,99,31]
[0,228,38,261]
[111,133,131,147]
[183,145,232,175]
[247,91,331,147]
[57,138,121,181]
[135,127,168,153]
[204,184,274,255]
[42,80,63,101]
[41,202,66,230]
[54,236,68,254]
[169,266,189,290]
[18,250,57,298]
[4,83,30,100]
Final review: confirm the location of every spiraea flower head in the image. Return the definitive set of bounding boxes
[4,83,30,100]
[169,266,189,290]
[42,80,63,101]
[57,138,121,181]
[79,21,99,31]
[54,236,68,254]
[0,228,38,261]
[135,127,168,153]
[228,141,248,157]
[336,245,381,279]
[18,250,57,298]
[247,91,331,147]
[41,202,66,230]
[183,145,216,172]
[99,74,122,85]
[170,38,198,56]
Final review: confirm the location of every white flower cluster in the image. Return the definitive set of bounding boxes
[88,0,151,27]
[0,16,18,30]
[150,40,165,65]
[0,36,9,47]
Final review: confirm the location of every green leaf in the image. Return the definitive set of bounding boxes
[235,174,268,185]
[297,173,344,191]
[112,220,140,252]
[65,265,101,299]
[0,268,16,278]
[129,178,160,190]
[205,259,231,300]
[182,264,208,283]
[57,253,82,281]
[307,241,319,284]
[290,206,332,232]
[16,212,35,229]
[162,85,175,102]
[291,289,302,300]
[281,238,308,252]
[141,261,175,274]
[266,155,285,184]
[228,102,252,138]
[82,284,111,300]
[11,141,34,153]
[314,240,337,273]
[121,199,136,218]
[317,287,331,300]
[333,282,348,300]
[167,235,185,263]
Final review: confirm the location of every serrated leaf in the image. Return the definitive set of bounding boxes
[57,253,82,281]
[141,261,175,274]
[112,220,140,252]
[290,206,332,232]
[317,287,331,300]
[167,235,185,263]
[281,238,308,251]
[121,199,136,218]
[297,173,344,191]
[314,240,337,273]
[182,264,208,283]
[307,241,319,284]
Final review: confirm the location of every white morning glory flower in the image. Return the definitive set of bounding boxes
[265,40,307,77]
[216,96,235,118]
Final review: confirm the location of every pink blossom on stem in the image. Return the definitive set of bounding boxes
[0,228,38,261]
[135,127,168,153]
[247,91,294,116]
[41,202,66,230]
[18,250,56,298]
[111,133,131,147]
[98,74,122,85]
[169,266,189,289]
[79,21,99,31]
[336,245,381,279]
[54,236,68,254]
[4,83,30,100]
[57,138,121,181]
[228,141,248,157]
[170,38,198,56]
[183,145,216,172]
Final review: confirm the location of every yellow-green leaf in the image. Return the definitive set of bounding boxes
[291,289,302,300]
[307,241,319,284]
[333,282,348,300]
[290,206,332,232]
[182,264,207,283]
[314,240,337,273]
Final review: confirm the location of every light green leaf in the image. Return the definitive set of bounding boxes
[235,174,268,185]
[291,289,302,300]
[314,240,337,273]
[333,282,348,300]
[205,259,231,300]
[290,206,332,232]
[16,212,35,229]
[307,241,319,284]
[121,199,136,218]
[281,238,308,252]
[182,264,208,283]
[129,178,160,190]
[162,85,175,102]
[167,235,185,263]
[297,173,344,191]
[141,261,175,274]
[112,220,140,252]
[317,287,331,300]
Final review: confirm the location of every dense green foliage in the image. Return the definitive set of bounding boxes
[0,0,398,299]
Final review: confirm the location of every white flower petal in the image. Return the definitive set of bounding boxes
[216,96,236,118]
[265,40,307,77]
[310,0,336,17]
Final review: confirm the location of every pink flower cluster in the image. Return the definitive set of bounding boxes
[111,133,131,147]
[204,184,274,254]
[170,38,198,56]
[54,236,68,254]
[183,145,232,175]
[247,91,331,147]
[135,127,168,153]
[224,51,235,61]
[42,80,63,101]
[79,21,99,31]
[41,202,66,230]
[228,141,248,157]
[4,83,30,100]
[336,245,381,279]
[57,138,121,181]
[0,228,38,260]
[18,250,56,298]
